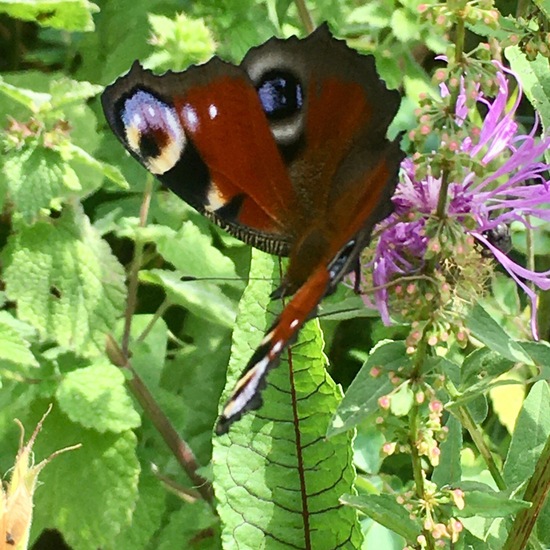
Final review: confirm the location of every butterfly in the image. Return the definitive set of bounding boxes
[101,23,403,435]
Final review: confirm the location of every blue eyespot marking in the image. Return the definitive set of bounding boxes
[257,71,303,120]
[121,90,185,175]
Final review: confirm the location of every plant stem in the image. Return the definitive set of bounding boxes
[410,403,425,498]
[409,334,436,550]
[294,0,315,33]
[106,335,214,504]
[435,167,450,220]
[435,11,466,220]
[410,405,436,550]
[454,17,465,64]
[410,333,428,495]
[458,405,506,490]
[137,298,171,343]
[112,176,214,505]
[446,382,506,490]
[121,174,153,356]
[503,435,550,550]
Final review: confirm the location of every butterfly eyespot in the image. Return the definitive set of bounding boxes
[252,69,306,147]
[256,70,303,120]
[121,90,186,175]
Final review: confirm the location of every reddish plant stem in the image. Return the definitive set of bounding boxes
[107,335,214,504]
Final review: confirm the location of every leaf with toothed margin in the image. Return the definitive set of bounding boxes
[212,250,363,550]
[3,204,126,357]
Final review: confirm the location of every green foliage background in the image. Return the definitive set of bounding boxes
[0,1,549,549]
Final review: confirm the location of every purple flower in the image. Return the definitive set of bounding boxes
[372,62,550,337]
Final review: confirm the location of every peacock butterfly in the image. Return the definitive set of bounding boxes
[101,24,403,435]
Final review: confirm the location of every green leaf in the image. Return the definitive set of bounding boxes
[354,425,385,475]
[363,518,407,549]
[432,415,462,486]
[518,340,550,371]
[467,394,489,425]
[466,303,534,365]
[461,516,507,547]
[0,0,99,32]
[390,8,420,42]
[459,487,530,518]
[459,348,514,393]
[532,0,550,19]
[212,250,362,550]
[0,76,51,112]
[267,0,292,27]
[140,269,236,328]
[491,273,522,316]
[329,341,410,436]
[124,314,168,389]
[29,403,140,549]
[64,143,128,189]
[56,360,141,433]
[504,380,550,486]
[143,13,216,72]
[506,46,550,133]
[341,493,422,541]
[466,14,515,42]
[157,501,219,550]
[49,78,102,108]
[156,221,237,281]
[0,313,39,372]
[169,317,231,461]
[349,3,392,28]
[3,204,126,356]
[110,470,168,550]
[3,144,81,223]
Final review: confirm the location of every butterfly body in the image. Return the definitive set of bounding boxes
[101,24,403,434]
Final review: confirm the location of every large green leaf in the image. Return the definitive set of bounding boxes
[3,204,126,356]
[506,46,550,134]
[458,484,530,518]
[156,501,219,550]
[466,303,534,365]
[0,76,51,112]
[29,403,140,550]
[139,269,236,328]
[3,144,81,224]
[110,470,168,550]
[213,251,362,549]
[341,493,422,542]
[55,359,141,433]
[155,221,238,281]
[432,415,462,486]
[504,381,550,486]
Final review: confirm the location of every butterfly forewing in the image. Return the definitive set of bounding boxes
[102,60,296,256]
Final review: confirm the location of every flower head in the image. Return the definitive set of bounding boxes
[370,62,550,337]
